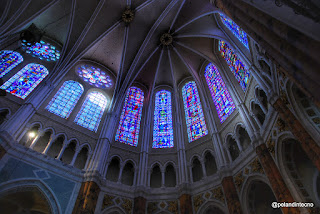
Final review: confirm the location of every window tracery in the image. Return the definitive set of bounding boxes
[0,50,23,78]
[21,40,60,61]
[77,64,113,89]
[0,63,49,99]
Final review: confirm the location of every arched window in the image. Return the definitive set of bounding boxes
[153,90,173,148]
[219,13,249,49]
[182,81,208,142]
[21,40,60,62]
[0,63,49,99]
[115,87,144,147]
[74,91,107,132]
[219,40,250,91]
[205,63,236,123]
[0,50,23,78]
[46,81,84,119]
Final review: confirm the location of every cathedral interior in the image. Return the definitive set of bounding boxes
[0,0,320,213]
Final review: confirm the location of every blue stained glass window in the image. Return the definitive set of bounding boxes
[219,40,250,91]
[205,63,236,123]
[115,87,144,147]
[21,40,60,61]
[77,64,113,88]
[182,81,208,142]
[220,13,249,49]
[74,91,107,132]
[0,63,48,99]
[46,81,84,119]
[0,50,23,78]
[153,90,173,148]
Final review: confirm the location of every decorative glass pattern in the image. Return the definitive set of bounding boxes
[205,63,236,123]
[74,92,107,132]
[21,40,60,61]
[219,40,250,91]
[77,64,113,88]
[182,81,208,142]
[153,90,173,148]
[115,87,144,147]
[46,81,84,119]
[0,63,48,99]
[0,50,23,78]
[220,13,249,49]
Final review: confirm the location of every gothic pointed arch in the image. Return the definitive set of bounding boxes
[74,91,108,132]
[0,63,49,99]
[0,50,23,78]
[46,81,84,119]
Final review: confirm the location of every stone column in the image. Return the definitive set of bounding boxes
[221,176,243,214]
[70,149,80,166]
[117,163,124,184]
[161,168,165,187]
[56,141,67,160]
[273,98,320,170]
[72,181,100,214]
[200,159,207,178]
[256,144,300,214]
[133,196,146,214]
[0,145,6,159]
[29,130,44,149]
[214,0,320,105]
[179,194,193,214]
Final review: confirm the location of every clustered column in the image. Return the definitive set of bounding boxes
[256,143,300,214]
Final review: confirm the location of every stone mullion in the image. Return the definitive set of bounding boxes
[214,0,320,105]
[273,98,320,170]
[221,176,243,214]
[256,144,300,214]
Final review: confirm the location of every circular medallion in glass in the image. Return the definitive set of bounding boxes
[77,65,113,88]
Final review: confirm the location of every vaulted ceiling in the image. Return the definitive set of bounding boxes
[1,0,232,103]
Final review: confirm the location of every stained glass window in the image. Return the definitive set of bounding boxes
[115,87,144,147]
[21,40,60,61]
[182,81,208,142]
[77,64,113,88]
[153,90,173,148]
[219,13,249,49]
[0,50,23,78]
[74,91,107,132]
[46,81,84,119]
[205,63,236,123]
[219,40,250,91]
[0,63,48,99]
